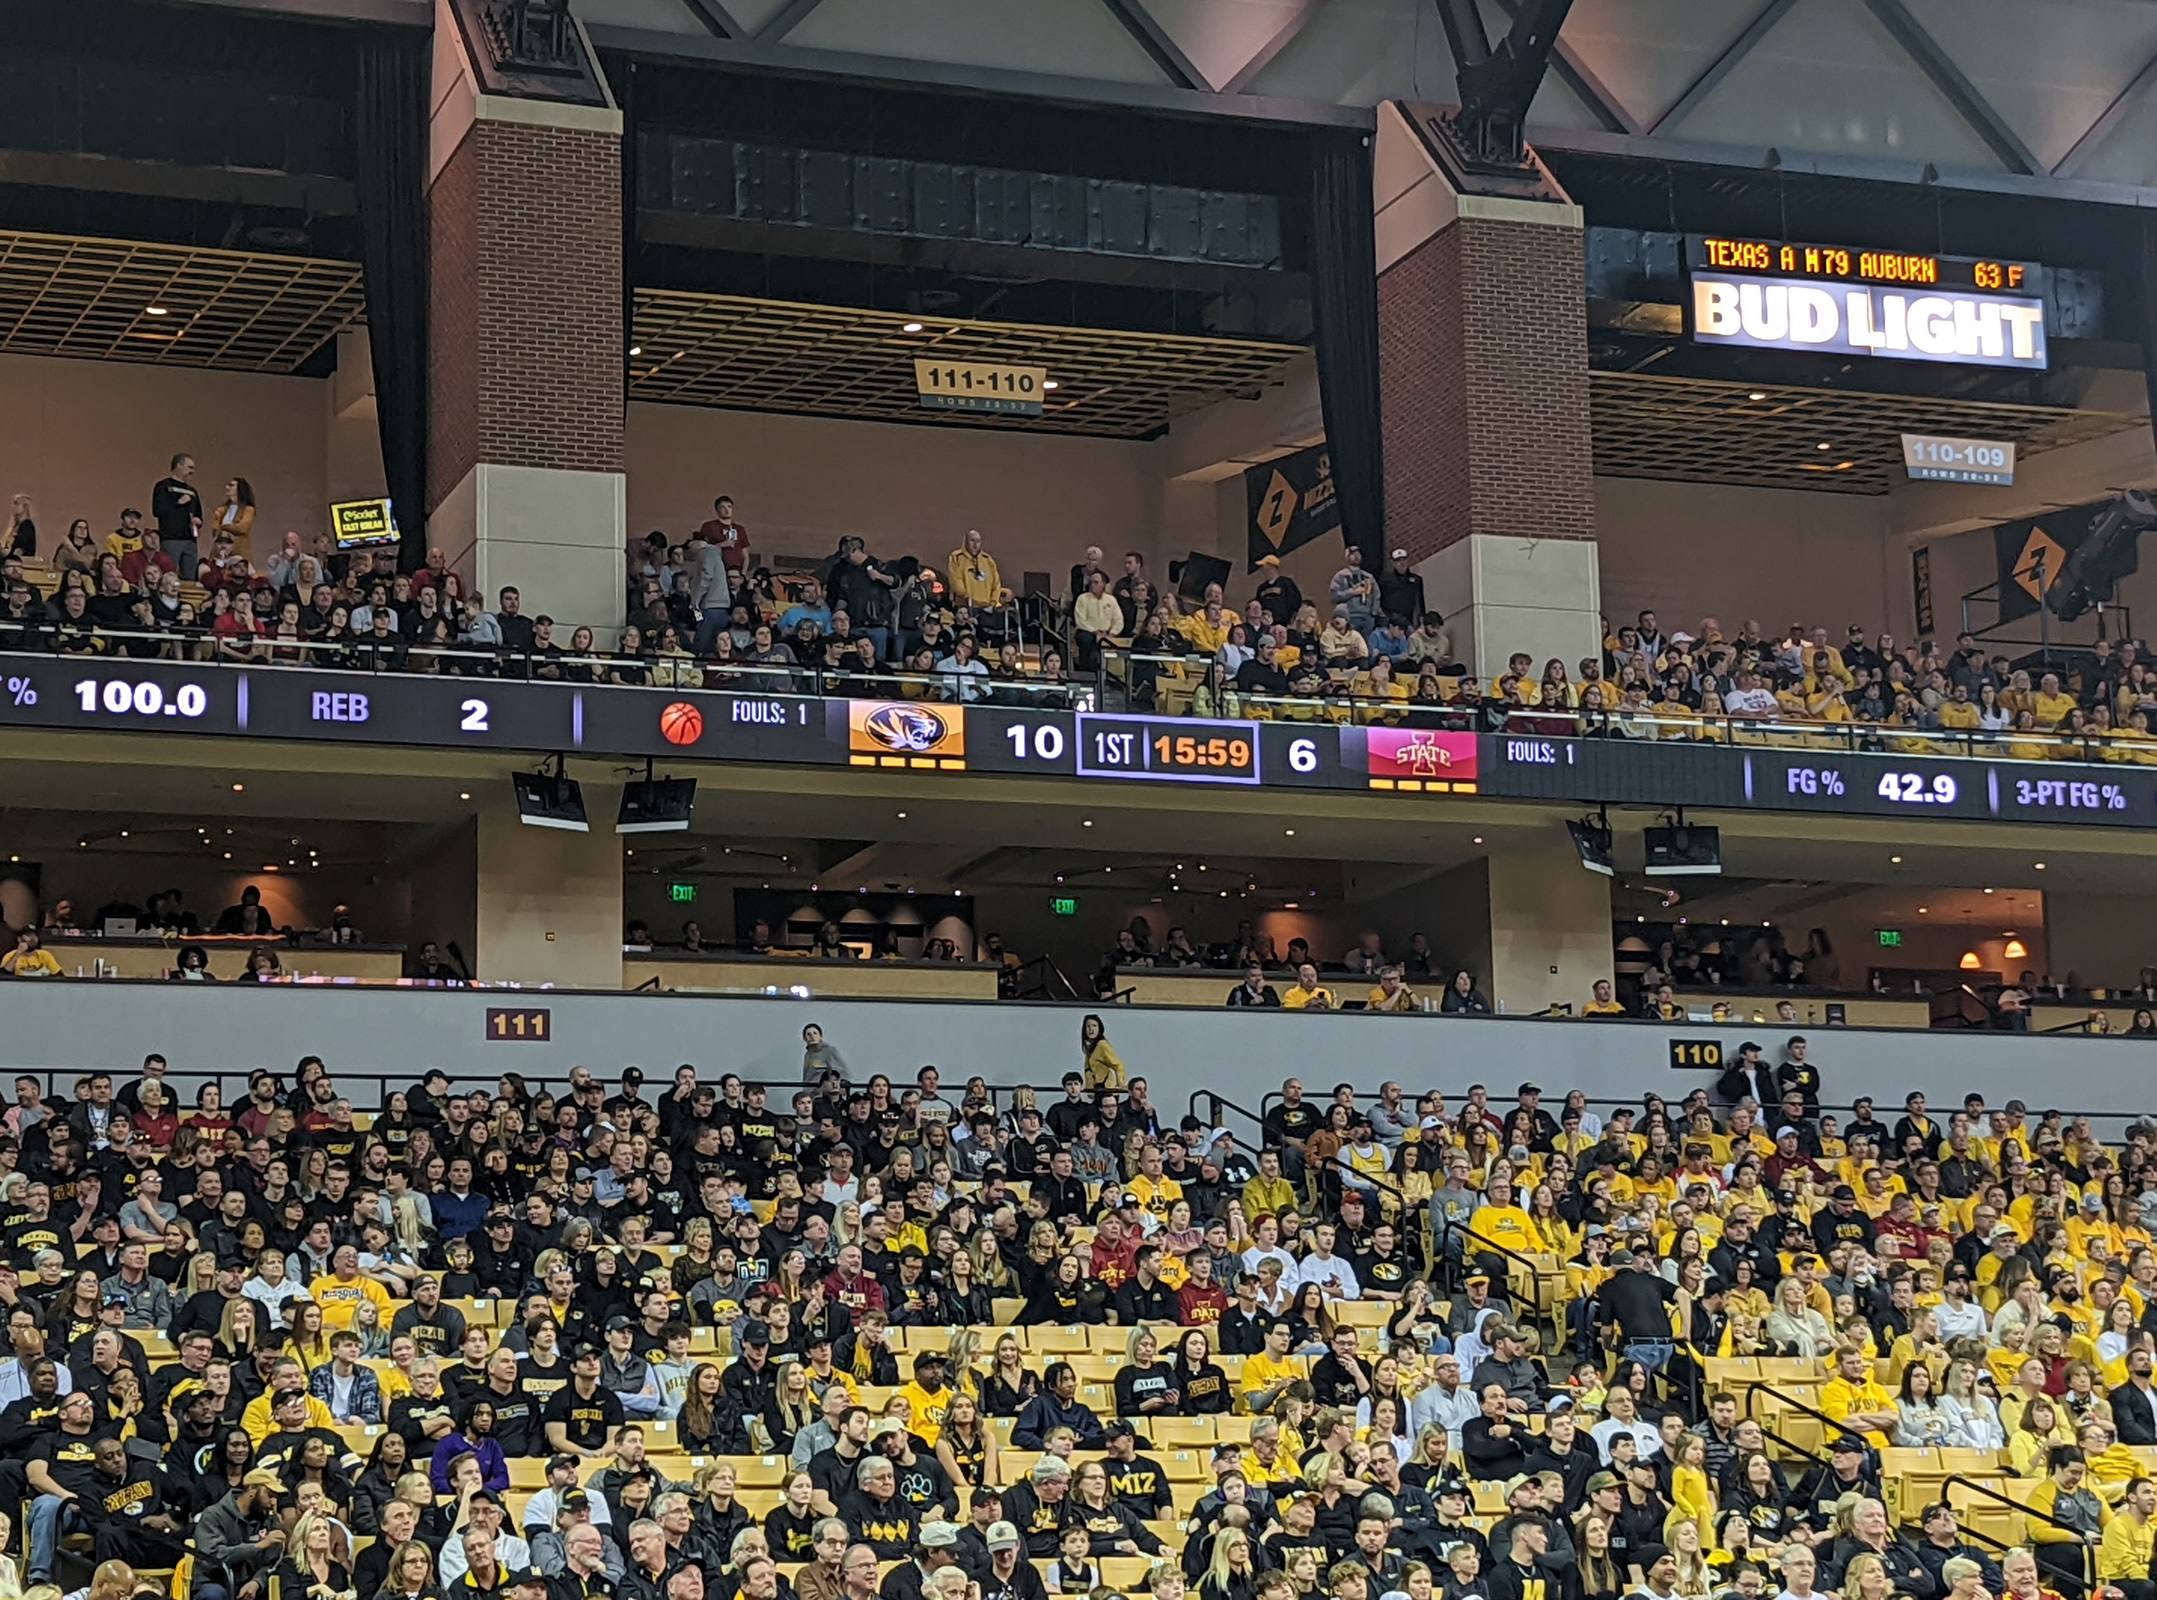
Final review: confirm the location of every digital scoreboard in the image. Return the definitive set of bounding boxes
[4,653,2156,831]
[1685,235,2049,371]
[1692,236,2043,295]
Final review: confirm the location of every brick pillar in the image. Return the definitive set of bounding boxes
[426,25,626,636]
[1373,102,1599,681]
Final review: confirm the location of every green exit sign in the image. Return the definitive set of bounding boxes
[1049,896,1079,917]
[669,883,697,904]
[1877,928,1903,948]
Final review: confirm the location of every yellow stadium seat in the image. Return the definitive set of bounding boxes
[447,1299,497,1329]
[1161,1452,1208,1482]
[730,1456,797,1488]
[1755,1357,1826,1387]
[1334,1300,1389,1328]
[1101,1557,1155,1588]
[1214,1416,1254,1443]
[992,1298,1027,1326]
[508,1458,551,1488]
[1029,1327,1092,1355]
[642,1421,679,1452]
[1148,1418,1214,1449]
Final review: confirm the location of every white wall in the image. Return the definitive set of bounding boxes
[5,981,2156,1135]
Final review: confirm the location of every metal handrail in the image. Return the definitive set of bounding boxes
[0,629,1093,709]
[7,619,2149,764]
[1939,1473,2096,1588]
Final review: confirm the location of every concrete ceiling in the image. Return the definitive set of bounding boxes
[566,0,2157,201]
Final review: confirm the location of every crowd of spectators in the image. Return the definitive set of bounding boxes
[0,1028,2149,1600]
[10,466,2150,762]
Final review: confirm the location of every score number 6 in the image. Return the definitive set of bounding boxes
[1287,737,1318,773]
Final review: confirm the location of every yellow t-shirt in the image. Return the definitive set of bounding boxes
[1281,983,1335,1010]
[1471,1206,1546,1256]
[1128,1174,1183,1222]
[1,949,62,977]
[241,1388,337,1444]
[1240,1351,1300,1407]
[308,1272,393,1332]
[897,1380,951,1448]
[1820,1374,1895,1447]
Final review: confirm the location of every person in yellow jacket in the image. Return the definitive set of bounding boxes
[945,529,1007,611]
[1243,1151,1297,1219]
[241,1357,340,1443]
[2097,1473,2154,1585]
[1819,1348,1900,1449]
[1079,1013,1126,1090]
[1469,1179,1545,1257]
[1280,963,1336,1010]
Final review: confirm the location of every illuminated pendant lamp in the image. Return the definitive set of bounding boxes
[2001,895,2027,961]
[1959,949,1981,970]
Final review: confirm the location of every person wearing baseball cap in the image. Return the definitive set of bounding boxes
[978,1521,1038,1600]
[1380,546,1424,622]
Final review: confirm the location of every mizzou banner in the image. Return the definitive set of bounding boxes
[1991,496,2131,621]
[1246,443,1340,572]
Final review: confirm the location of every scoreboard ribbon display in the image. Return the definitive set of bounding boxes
[6,655,2157,830]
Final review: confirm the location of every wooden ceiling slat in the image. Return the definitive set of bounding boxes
[629,288,1306,439]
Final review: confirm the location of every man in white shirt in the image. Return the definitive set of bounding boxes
[1589,1387,1663,1464]
[523,1453,614,1536]
[1774,1543,1821,1600]
[1295,1226,1361,1300]
[933,637,992,703]
[1725,671,1780,717]
[439,1490,533,1585]
[1933,1275,1989,1343]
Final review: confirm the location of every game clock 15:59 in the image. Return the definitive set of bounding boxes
[1076,714,1262,784]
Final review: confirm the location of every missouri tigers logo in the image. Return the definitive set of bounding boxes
[862,703,951,754]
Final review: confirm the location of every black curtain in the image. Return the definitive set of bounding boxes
[354,30,430,570]
[1307,130,1385,569]
[616,52,638,428]
[2140,212,2157,470]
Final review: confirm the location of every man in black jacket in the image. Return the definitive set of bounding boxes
[473,1210,533,1299]
[1461,1385,1531,1481]
[2116,1347,2157,1445]
[1031,1150,1088,1227]
[1911,1502,2004,1599]
[1110,1247,1177,1326]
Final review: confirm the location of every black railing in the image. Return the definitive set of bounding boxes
[0,626,1095,710]
[1941,1473,2095,1590]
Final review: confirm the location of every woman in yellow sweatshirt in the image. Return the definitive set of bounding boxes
[1079,1013,1126,1090]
